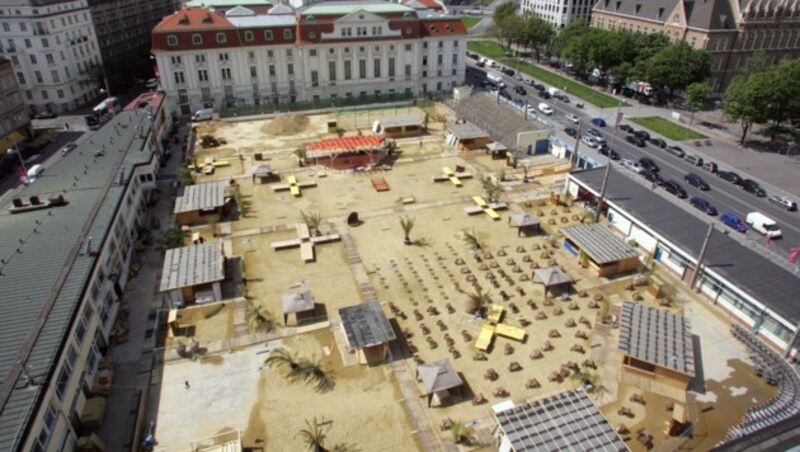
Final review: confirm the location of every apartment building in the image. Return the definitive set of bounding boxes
[89,0,180,62]
[0,0,103,115]
[591,0,800,91]
[0,92,170,451]
[0,57,31,148]
[519,0,595,29]
[151,0,468,115]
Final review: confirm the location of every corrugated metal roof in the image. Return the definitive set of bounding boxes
[339,300,396,349]
[174,181,227,214]
[495,388,628,451]
[447,123,489,140]
[571,168,800,325]
[619,301,695,376]
[562,223,639,264]
[532,265,572,287]
[159,241,226,291]
[378,115,420,128]
[417,358,462,394]
[0,108,160,450]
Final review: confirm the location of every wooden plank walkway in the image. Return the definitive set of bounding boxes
[390,361,442,451]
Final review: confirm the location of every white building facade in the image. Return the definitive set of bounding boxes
[152,1,468,115]
[0,0,103,115]
[518,0,594,29]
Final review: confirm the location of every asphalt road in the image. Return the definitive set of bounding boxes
[466,59,800,260]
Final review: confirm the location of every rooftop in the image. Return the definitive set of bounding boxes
[339,300,396,349]
[532,265,572,287]
[281,290,315,315]
[305,135,385,152]
[509,212,539,227]
[173,180,228,214]
[378,115,421,128]
[159,241,226,292]
[571,168,800,325]
[494,387,628,451]
[300,1,415,15]
[447,123,489,140]
[417,358,463,394]
[0,107,161,449]
[562,223,640,264]
[619,301,696,377]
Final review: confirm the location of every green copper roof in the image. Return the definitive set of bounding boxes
[301,3,414,15]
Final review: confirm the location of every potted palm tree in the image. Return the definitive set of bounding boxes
[301,210,324,236]
[400,216,415,245]
[451,421,475,445]
[462,228,483,252]
[463,287,491,317]
[246,302,275,333]
[294,147,308,167]
[295,417,330,452]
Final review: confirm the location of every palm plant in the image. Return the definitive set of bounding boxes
[462,228,483,252]
[296,358,335,392]
[451,421,475,445]
[294,147,308,166]
[247,302,276,333]
[264,347,298,372]
[400,216,415,245]
[462,287,491,317]
[295,417,330,452]
[480,175,502,202]
[301,210,324,236]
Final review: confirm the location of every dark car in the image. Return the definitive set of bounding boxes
[718,170,743,185]
[598,145,620,160]
[702,161,718,173]
[650,138,667,148]
[35,111,58,119]
[625,135,646,147]
[591,118,606,127]
[564,127,578,138]
[720,212,748,232]
[684,173,709,191]
[663,180,687,198]
[634,130,651,141]
[476,60,486,68]
[534,83,545,91]
[527,78,537,86]
[538,91,551,99]
[642,170,664,186]
[639,157,659,173]
[618,124,634,133]
[502,68,515,76]
[499,89,511,100]
[742,179,766,197]
[514,85,527,96]
[665,145,685,158]
[690,197,718,215]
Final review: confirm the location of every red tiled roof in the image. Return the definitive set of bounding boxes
[154,8,234,32]
[305,135,386,151]
[414,0,445,10]
[421,18,467,36]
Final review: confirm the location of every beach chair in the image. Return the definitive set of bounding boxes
[475,325,495,351]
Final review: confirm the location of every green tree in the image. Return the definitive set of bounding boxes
[295,417,330,452]
[522,16,555,62]
[764,59,800,138]
[294,147,308,166]
[480,175,502,202]
[494,13,525,50]
[247,302,276,332]
[156,227,186,251]
[551,19,589,58]
[723,73,770,144]
[177,167,194,186]
[644,41,712,99]
[493,1,517,22]
[686,82,713,124]
[399,216,415,245]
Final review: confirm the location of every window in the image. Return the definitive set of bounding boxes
[372,26,382,35]
[248,51,255,59]
[245,31,254,42]
[221,67,231,80]
[46,54,54,64]
[437,54,442,65]
[452,53,457,64]
[269,65,275,77]
[310,49,317,57]
[264,30,274,40]
[250,66,257,78]
[422,56,428,66]
[287,63,294,76]
[219,53,229,62]
[311,70,319,87]
[16,72,25,85]
[359,59,366,79]
[341,27,352,37]
[405,27,412,34]
[309,31,316,39]
[55,345,78,398]
[192,34,202,45]
[33,401,58,451]
[195,54,205,63]
[1,23,7,32]
[50,69,59,83]
[11,56,18,65]
[388,57,395,77]
[42,38,49,48]
[167,35,178,46]
[344,60,352,80]
[373,58,381,77]
[286,49,292,58]
[328,61,336,81]
[283,29,293,40]
[267,50,274,57]
[216,32,227,43]
[30,55,37,64]
[454,40,459,47]
[405,44,412,51]
[404,64,411,79]
[170,55,182,64]
[423,42,428,49]
[438,41,443,48]
[35,71,43,83]
[74,304,91,346]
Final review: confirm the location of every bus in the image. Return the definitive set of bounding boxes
[85,96,121,129]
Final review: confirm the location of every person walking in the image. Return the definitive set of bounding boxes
[184,381,190,389]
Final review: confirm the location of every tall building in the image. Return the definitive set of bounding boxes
[0,57,31,150]
[0,92,170,451]
[519,0,594,29]
[151,0,468,115]
[88,0,180,63]
[591,0,800,91]
[0,0,103,115]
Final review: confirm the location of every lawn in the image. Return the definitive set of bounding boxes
[504,59,628,109]
[629,116,708,141]
[467,40,510,60]
[462,17,482,29]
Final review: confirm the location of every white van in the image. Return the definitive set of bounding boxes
[191,108,214,122]
[746,211,782,239]
[546,87,560,97]
[487,72,505,88]
[538,103,553,115]
[27,164,44,182]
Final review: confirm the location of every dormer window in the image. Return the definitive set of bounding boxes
[202,14,213,24]
[167,35,178,46]
[283,29,293,40]
[635,4,641,14]
[178,15,189,25]
[658,7,664,18]
[216,32,227,43]
[430,25,437,32]
[192,33,202,45]
[405,26,412,34]
[264,30,273,40]
[615,1,621,11]
[245,31,254,41]
[445,25,452,32]
[309,31,316,39]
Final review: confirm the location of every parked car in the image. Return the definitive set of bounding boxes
[718,170,743,185]
[476,60,486,68]
[598,145,620,160]
[586,129,606,144]
[684,173,710,190]
[35,111,58,120]
[534,83,545,92]
[665,146,685,158]
[638,157,659,173]
[564,127,578,138]
[618,124,634,133]
[581,135,600,148]
[768,195,798,211]
[526,78,537,86]
[746,211,782,238]
[663,180,687,198]
[742,179,766,197]
[502,68,515,76]
[61,142,77,156]
[621,159,644,174]
[514,85,527,96]
[642,170,664,186]
[684,154,704,166]
[690,197,718,215]
[538,91,551,99]
[720,213,748,233]
[538,103,553,115]
[625,135,646,147]
[591,118,607,127]
[702,161,718,173]
[650,137,667,148]
[634,130,651,141]
[564,113,580,124]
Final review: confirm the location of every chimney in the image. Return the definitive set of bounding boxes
[84,237,93,255]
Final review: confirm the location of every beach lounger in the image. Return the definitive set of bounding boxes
[495,323,526,341]
[487,304,504,324]
[300,242,314,262]
[371,178,390,192]
[475,325,495,351]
